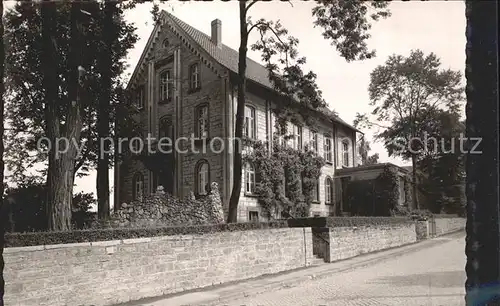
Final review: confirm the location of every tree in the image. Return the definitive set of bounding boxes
[354,49,464,210]
[4,2,138,228]
[358,137,379,166]
[2,181,95,232]
[96,0,116,220]
[225,0,392,223]
[417,111,465,214]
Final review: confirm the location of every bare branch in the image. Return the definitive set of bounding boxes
[245,0,259,13]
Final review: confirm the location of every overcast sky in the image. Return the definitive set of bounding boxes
[3,1,466,207]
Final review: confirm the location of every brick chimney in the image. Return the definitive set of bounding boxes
[211,19,222,47]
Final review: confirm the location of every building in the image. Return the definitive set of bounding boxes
[113,11,361,222]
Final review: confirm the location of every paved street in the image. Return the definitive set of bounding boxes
[224,232,466,306]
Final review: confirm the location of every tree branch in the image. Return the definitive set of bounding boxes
[245,0,259,13]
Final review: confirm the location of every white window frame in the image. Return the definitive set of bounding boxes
[310,131,318,153]
[291,124,302,150]
[249,210,259,222]
[197,161,209,196]
[244,105,256,139]
[324,136,332,163]
[325,177,333,204]
[135,86,145,109]
[189,63,200,90]
[342,141,350,167]
[245,163,256,194]
[159,70,172,102]
[196,104,209,138]
[133,173,144,200]
[312,179,319,202]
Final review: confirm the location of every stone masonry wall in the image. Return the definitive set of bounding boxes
[324,223,417,262]
[3,227,313,306]
[415,217,466,239]
[434,217,466,236]
[98,183,224,228]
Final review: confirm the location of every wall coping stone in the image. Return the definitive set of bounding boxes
[4,225,302,252]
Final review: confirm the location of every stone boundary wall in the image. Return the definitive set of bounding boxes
[415,217,466,240]
[3,227,313,306]
[324,223,417,262]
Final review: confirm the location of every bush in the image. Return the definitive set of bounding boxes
[287,216,412,228]
[4,221,289,248]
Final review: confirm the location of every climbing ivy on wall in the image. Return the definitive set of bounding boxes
[243,134,325,219]
[345,164,401,216]
[374,165,400,210]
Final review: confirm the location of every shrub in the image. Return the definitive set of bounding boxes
[287,216,412,228]
[4,221,289,248]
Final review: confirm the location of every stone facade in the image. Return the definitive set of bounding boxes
[115,12,359,222]
[3,227,313,306]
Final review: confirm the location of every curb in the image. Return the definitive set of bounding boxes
[201,230,465,305]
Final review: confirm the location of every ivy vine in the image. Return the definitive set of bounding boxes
[243,134,325,219]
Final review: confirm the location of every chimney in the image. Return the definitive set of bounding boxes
[211,19,222,47]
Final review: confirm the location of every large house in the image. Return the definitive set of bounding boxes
[113,11,362,222]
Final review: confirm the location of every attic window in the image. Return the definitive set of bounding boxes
[162,38,169,48]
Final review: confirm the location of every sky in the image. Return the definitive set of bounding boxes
[3,1,466,210]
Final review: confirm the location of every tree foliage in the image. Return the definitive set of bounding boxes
[355,49,464,209]
[3,1,138,185]
[358,137,379,166]
[3,182,96,232]
[418,111,465,214]
[312,0,391,61]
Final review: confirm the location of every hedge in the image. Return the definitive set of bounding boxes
[287,216,413,228]
[4,221,289,248]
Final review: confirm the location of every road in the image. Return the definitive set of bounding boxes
[225,233,466,306]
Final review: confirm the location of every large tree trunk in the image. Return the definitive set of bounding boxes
[1,1,5,303]
[411,154,419,210]
[227,1,249,223]
[464,1,500,305]
[43,1,84,231]
[96,0,115,220]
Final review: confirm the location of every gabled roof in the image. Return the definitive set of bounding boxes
[128,10,360,133]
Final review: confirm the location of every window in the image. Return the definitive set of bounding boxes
[189,63,200,90]
[310,131,318,153]
[162,38,169,48]
[159,117,173,141]
[249,211,259,222]
[342,141,350,167]
[132,172,144,200]
[196,160,210,196]
[325,177,333,204]
[291,123,302,150]
[244,105,256,139]
[196,104,209,138]
[312,180,319,202]
[135,85,145,109]
[159,70,173,103]
[324,136,332,163]
[245,163,256,194]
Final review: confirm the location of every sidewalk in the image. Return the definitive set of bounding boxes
[117,231,465,306]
